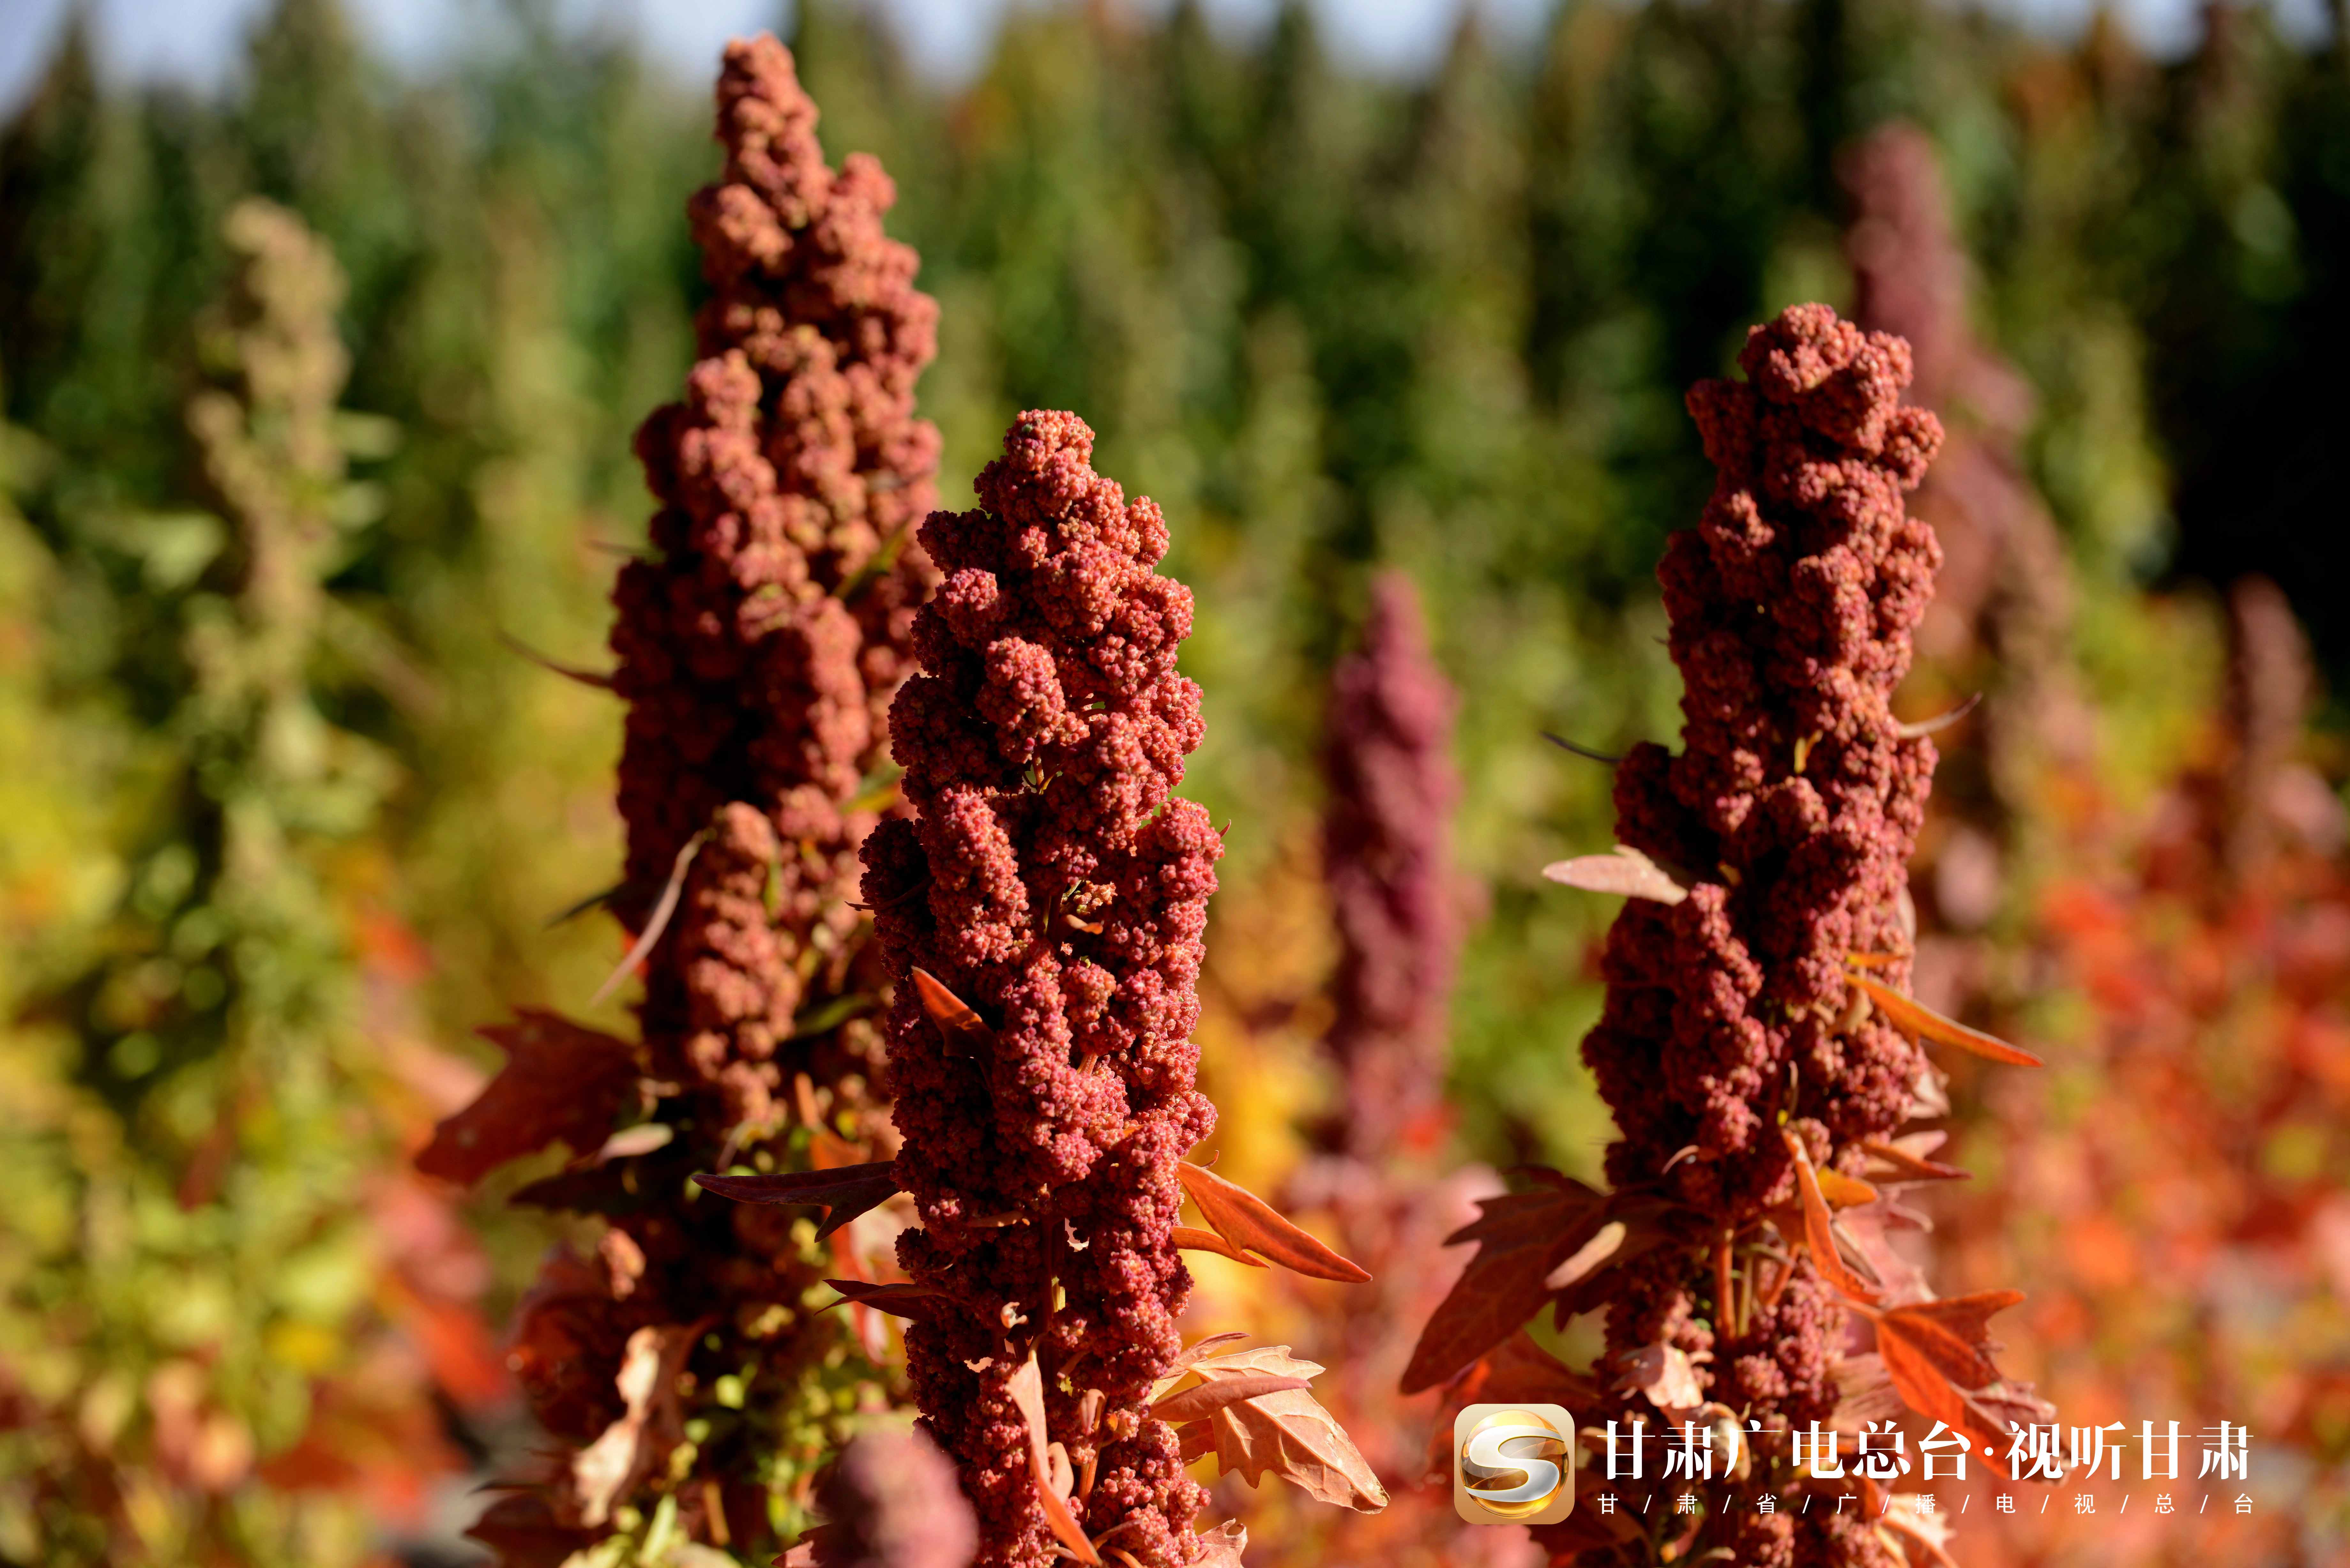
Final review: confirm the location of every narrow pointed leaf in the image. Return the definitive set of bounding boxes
[1177,1162,1371,1284]
[1543,846,1687,905]
[1781,1129,1878,1303]
[1861,1138,1969,1182]
[1848,972,2043,1066]
[1814,1168,1880,1209]
[820,1279,943,1322]
[694,1162,903,1240]
[911,968,995,1054]
[1173,1224,1264,1268]
[1009,1353,1099,1564]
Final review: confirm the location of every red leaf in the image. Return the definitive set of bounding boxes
[1399,1174,1608,1394]
[1009,1353,1100,1564]
[1166,1332,1251,1376]
[1176,1162,1371,1284]
[416,1012,638,1185]
[911,968,995,1054]
[821,1280,943,1322]
[693,1163,902,1240]
[1872,1291,2032,1466]
[1848,971,2044,1067]
[1780,1128,1878,1303]
[1860,1137,1968,1182]
[1172,1224,1265,1268]
[1150,1373,1313,1423]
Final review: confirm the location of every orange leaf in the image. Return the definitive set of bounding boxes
[1814,1168,1880,1209]
[1177,1421,1216,1463]
[1860,1138,1968,1182]
[416,1012,639,1185]
[1843,951,1904,970]
[1009,1353,1100,1564]
[911,968,995,1055]
[693,1163,902,1240]
[1400,1173,1609,1394]
[1848,972,2044,1067]
[1176,1163,1371,1284]
[1182,1345,1388,1511]
[1151,1374,1313,1423]
[1173,1225,1265,1268]
[1780,1129,1878,1303]
[1872,1291,2032,1466]
[1192,1521,1247,1568]
[1167,1332,1250,1376]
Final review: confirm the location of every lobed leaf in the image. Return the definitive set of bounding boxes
[416,1011,639,1185]
[1177,1162,1372,1284]
[1401,1173,1616,1394]
[1183,1345,1388,1512]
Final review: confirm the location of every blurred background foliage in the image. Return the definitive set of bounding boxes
[0,0,2345,1562]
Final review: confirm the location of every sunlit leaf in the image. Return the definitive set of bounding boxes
[1193,1520,1247,1568]
[1173,1224,1264,1268]
[1780,1128,1879,1302]
[1861,1138,1968,1182]
[1177,1162,1371,1283]
[1848,972,2044,1066]
[1814,1168,1879,1209]
[1615,1341,1705,1414]
[1542,845,1687,904]
[1009,1352,1099,1564]
[1183,1345,1387,1512]
[911,968,995,1055]
[1150,1373,1312,1423]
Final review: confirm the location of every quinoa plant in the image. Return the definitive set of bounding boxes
[423,35,942,1561]
[705,411,1386,1567]
[1407,305,2053,1567]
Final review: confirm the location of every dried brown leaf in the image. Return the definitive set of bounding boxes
[572,1323,698,1527]
[416,1012,638,1185]
[1186,1345,1388,1512]
[1616,1341,1705,1414]
[1542,846,1688,905]
[1192,1520,1247,1568]
[1177,1162,1371,1284]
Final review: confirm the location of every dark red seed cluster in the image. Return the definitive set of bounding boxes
[1581,304,1944,1461]
[1319,570,1464,1158]
[473,34,940,1555]
[861,411,1222,1568]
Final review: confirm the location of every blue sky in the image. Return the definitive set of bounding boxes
[0,0,2313,122]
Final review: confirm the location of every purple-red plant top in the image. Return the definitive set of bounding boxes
[807,1429,979,1568]
[427,34,941,1558]
[1320,569,1463,1157]
[1589,303,1943,1497]
[861,411,1221,1567]
[618,30,940,1103]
